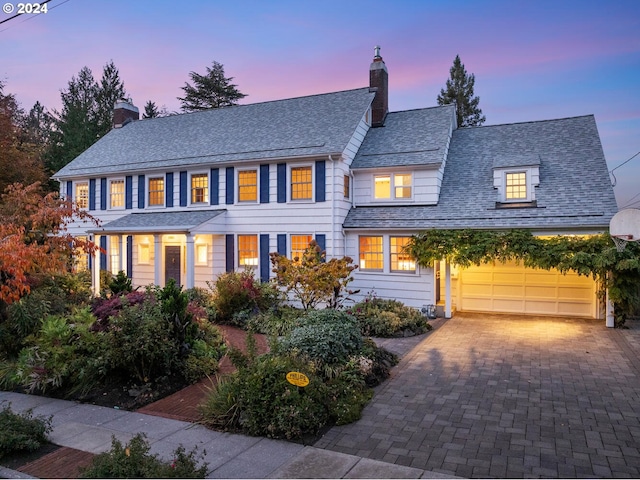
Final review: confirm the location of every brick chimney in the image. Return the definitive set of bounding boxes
[113,99,139,128]
[369,45,388,127]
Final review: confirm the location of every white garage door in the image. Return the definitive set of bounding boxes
[458,260,596,317]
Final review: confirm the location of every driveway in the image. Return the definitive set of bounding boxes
[315,313,640,478]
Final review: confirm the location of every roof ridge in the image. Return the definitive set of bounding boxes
[455,114,595,130]
[388,104,455,115]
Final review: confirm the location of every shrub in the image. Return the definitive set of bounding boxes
[80,433,207,478]
[90,291,147,331]
[0,404,52,459]
[107,270,133,296]
[349,297,431,337]
[210,270,281,326]
[0,291,51,358]
[246,305,303,336]
[280,310,363,365]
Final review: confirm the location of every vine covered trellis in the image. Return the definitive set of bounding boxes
[407,229,640,326]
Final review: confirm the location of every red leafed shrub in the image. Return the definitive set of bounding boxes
[90,291,147,331]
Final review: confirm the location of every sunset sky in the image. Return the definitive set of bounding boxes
[1,0,638,208]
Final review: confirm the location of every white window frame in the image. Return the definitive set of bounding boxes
[390,236,416,273]
[109,178,125,210]
[359,235,384,271]
[238,234,259,268]
[237,168,258,203]
[289,164,313,202]
[190,172,209,205]
[504,171,529,202]
[147,176,165,208]
[195,243,208,266]
[373,172,413,201]
[75,182,89,209]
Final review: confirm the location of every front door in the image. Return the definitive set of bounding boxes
[165,246,181,286]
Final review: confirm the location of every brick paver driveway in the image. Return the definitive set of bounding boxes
[315,314,640,478]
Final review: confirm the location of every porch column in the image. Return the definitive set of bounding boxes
[92,235,100,296]
[154,234,162,286]
[606,285,615,328]
[186,233,195,289]
[445,260,452,319]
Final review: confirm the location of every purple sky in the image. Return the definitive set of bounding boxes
[1,0,639,209]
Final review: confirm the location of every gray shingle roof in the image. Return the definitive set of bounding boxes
[344,115,618,231]
[55,88,376,178]
[351,105,455,169]
[95,210,226,233]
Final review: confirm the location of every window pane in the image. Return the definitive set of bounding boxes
[138,243,150,264]
[149,178,164,206]
[343,175,350,199]
[291,234,312,262]
[191,174,208,204]
[76,183,88,209]
[374,175,391,199]
[74,235,88,272]
[394,174,412,198]
[110,180,124,208]
[238,170,257,202]
[506,172,527,199]
[359,236,383,270]
[196,244,208,265]
[110,236,120,273]
[238,235,258,267]
[291,167,312,200]
[390,236,415,272]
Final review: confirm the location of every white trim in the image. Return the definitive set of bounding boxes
[237,167,259,204]
[372,172,414,202]
[289,164,314,202]
[109,178,126,210]
[189,171,210,206]
[147,175,165,208]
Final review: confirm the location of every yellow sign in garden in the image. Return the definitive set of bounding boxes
[286,371,310,387]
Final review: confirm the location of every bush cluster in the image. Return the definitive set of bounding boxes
[0,404,52,459]
[80,433,207,478]
[348,297,431,337]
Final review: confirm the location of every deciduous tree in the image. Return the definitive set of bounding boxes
[437,55,486,127]
[178,61,247,112]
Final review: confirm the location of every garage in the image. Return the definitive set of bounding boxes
[457,260,598,318]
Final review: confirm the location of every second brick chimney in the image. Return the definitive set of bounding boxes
[369,46,388,127]
[113,99,139,128]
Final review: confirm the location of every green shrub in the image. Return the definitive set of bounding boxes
[349,297,431,337]
[246,305,303,336]
[107,270,133,296]
[325,361,373,425]
[0,404,52,459]
[280,310,363,365]
[0,292,51,358]
[80,433,207,478]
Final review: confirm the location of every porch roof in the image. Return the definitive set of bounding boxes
[92,209,226,234]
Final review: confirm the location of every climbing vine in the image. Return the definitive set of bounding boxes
[407,229,640,326]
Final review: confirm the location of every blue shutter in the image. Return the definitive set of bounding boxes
[100,178,107,210]
[225,167,234,205]
[126,236,133,278]
[137,175,145,209]
[315,234,326,254]
[277,163,286,203]
[277,234,287,255]
[166,172,174,207]
[179,171,187,207]
[315,160,326,202]
[210,168,219,205]
[225,234,235,272]
[260,164,269,203]
[260,234,270,282]
[125,176,133,209]
[66,181,73,200]
[89,179,96,210]
[99,236,107,271]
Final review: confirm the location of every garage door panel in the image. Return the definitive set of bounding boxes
[459,260,595,318]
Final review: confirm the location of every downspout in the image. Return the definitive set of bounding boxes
[329,155,335,258]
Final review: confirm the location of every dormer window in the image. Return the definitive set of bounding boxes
[493,166,539,206]
[505,172,527,200]
[374,173,412,200]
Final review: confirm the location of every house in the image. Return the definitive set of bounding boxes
[53,48,618,320]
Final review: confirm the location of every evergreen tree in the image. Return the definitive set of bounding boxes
[143,100,159,119]
[46,62,127,174]
[437,55,486,127]
[178,61,247,112]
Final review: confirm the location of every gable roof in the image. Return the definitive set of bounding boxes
[95,209,226,234]
[344,115,618,231]
[54,88,376,179]
[351,105,455,169]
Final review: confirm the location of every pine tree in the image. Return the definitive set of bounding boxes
[437,55,486,127]
[143,100,160,119]
[95,60,126,136]
[178,61,247,112]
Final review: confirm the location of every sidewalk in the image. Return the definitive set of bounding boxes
[0,390,456,479]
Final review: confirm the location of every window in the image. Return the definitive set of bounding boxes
[291,234,312,262]
[138,243,150,264]
[196,244,208,266]
[238,235,258,267]
[359,236,383,271]
[74,235,88,272]
[291,166,312,200]
[343,175,350,199]
[505,172,527,200]
[110,236,120,273]
[110,179,125,209]
[238,170,257,202]
[191,173,208,204]
[148,177,164,206]
[390,237,416,272]
[374,173,412,200]
[75,182,88,209]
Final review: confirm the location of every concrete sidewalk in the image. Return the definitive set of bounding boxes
[0,390,455,479]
